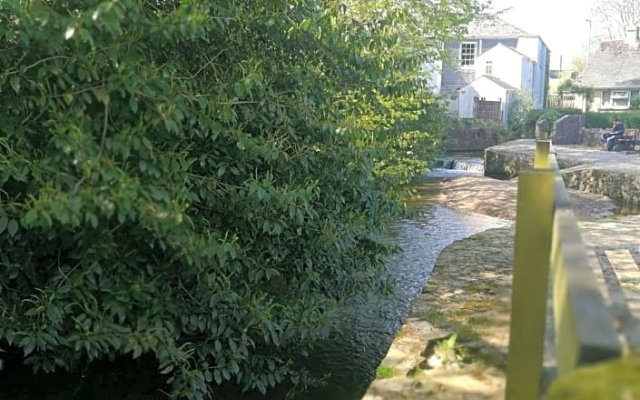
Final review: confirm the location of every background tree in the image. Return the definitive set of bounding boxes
[0,0,480,398]
[592,0,640,40]
[571,55,588,75]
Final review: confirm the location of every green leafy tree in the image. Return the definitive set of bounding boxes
[508,91,535,133]
[0,0,479,398]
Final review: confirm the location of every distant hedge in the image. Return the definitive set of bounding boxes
[585,111,640,129]
[519,108,583,137]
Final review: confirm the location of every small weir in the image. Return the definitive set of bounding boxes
[433,156,485,174]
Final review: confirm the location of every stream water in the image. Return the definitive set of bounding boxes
[303,157,512,400]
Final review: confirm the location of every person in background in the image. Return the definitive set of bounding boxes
[602,119,625,150]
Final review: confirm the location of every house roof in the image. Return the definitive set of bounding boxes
[466,15,530,39]
[477,42,532,62]
[580,41,640,88]
[482,75,519,91]
[464,75,518,91]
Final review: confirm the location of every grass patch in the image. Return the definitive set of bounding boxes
[433,334,460,364]
[407,365,422,378]
[424,311,445,325]
[437,321,480,344]
[376,364,396,379]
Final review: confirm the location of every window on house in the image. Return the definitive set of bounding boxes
[485,60,493,74]
[612,90,630,108]
[460,42,476,66]
[602,90,611,107]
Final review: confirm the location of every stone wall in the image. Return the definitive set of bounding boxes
[581,129,604,147]
[484,148,584,180]
[552,114,585,145]
[445,127,503,152]
[563,168,640,205]
[484,150,534,180]
[484,140,640,204]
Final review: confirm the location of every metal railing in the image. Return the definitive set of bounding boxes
[504,140,621,400]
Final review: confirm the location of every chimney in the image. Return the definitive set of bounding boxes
[625,26,640,48]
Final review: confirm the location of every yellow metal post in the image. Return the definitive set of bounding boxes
[534,140,551,169]
[505,169,555,400]
[551,229,579,377]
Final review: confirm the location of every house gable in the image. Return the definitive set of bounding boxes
[475,44,530,91]
[439,15,550,113]
[458,75,517,126]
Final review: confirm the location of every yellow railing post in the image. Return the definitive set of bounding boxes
[534,140,551,169]
[505,169,555,400]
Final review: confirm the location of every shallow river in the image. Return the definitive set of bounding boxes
[303,161,512,399]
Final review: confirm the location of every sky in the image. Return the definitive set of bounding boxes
[488,0,598,70]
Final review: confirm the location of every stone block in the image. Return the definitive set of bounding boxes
[552,115,585,145]
[536,119,550,136]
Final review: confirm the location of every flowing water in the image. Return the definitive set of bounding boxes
[434,158,485,174]
[303,158,512,400]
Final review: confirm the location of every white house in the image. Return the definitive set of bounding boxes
[440,16,550,125]
[458,75,518,126]
[474,44,534,93]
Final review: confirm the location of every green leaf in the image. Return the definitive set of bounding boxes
[7,219,18,237]
[256,379,266,394]
[23,340,36,356]
[63,93,74,104]
[159,365,174,374]
[0,216,8,234]
[93,87,110,104]
[132,345,142,359]
[213,369,222,384]
[129,97,139,113]
[10,77,20,94]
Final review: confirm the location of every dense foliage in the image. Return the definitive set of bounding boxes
[509,108,583,138]
[445,117,516,144]
[527,108,583,136]
[586,111,640,129]
[0,0,478,398]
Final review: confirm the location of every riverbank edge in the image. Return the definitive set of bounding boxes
[363,225,514,400]
[363,169,620,399]
[484,139,640,205]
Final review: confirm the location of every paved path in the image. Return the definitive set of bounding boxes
[582,215,640,350]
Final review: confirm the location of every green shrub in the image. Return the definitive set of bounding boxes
[521,108,582,137]
[585,111,640,129]
[444,118,515,145]
[0,1,477,399]
[585,112,613,128]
